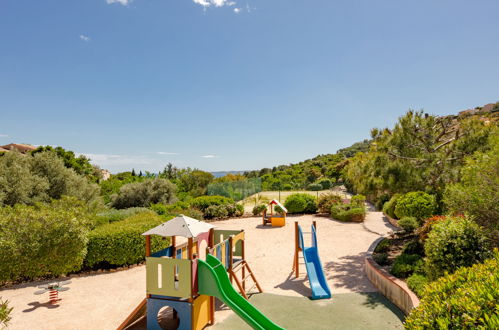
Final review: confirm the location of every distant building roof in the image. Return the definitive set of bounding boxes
[0,143,37,153]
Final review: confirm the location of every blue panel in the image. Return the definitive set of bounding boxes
[151,246,173,258]
[147,298,192,330]
[225,241,230,269]
[176,249,182,259]
[216,245,222,261]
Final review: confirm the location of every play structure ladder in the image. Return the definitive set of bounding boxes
[229,259,263,299]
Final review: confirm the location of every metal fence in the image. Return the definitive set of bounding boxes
[207,178,262,201]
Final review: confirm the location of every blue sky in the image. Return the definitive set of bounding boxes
[1,0,498,173]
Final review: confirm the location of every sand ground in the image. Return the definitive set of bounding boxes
[0,210,397,329]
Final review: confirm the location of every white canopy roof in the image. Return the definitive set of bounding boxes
[142,214,215,238]
[270,199,288,213]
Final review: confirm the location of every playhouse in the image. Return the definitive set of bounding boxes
[262,199,287,227]
[118,215,282,330]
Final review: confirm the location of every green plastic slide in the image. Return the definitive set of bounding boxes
[198,255,284,330]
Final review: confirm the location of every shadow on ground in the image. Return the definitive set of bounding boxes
[324,253,376,293]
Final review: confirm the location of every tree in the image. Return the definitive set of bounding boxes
[111,178,177,209]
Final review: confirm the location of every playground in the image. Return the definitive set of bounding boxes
[0,211,404,329]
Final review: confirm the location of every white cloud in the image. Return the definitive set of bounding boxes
[234,7,241,13]
[79,35,90,42]
[157,151,179,155]
[193,0,236,9]
[106,0,131,6]
[201,154,218,158]
[0,134,8,138]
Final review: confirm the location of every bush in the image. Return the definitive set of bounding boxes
[183,207,204,220]
[374,239,391,253]
[418,215,447,241]
[274,205,285,214]
[0,197,91,284]
[95,207,153,227]
[111,178,177,209]
[350,194,366,207]
[284,193,317,213]
[398,217,419,233]
[405,251,499,329]
[382,193,402,219]
[307,183,323,191]
[402,240,424,256]
[317,178,333,190]
[150,202,190,216]
[391,253,423,278]
[85,212,170,268]
[394,191,437,222]
[373,253,389,266]
[375,194,390,211]
[424,216,491,280]
[331,205,366,222]
[203,205,229,220]
[0,298,13,328]
[406,273,429,298]
[190,195,234,212]
[317,193,342,213]
[252,204,267,216]
[235,204,244,216]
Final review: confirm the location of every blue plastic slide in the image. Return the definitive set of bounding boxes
[298,224,332,300]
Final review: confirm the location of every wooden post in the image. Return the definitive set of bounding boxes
[228,236,234,284]
[188,237,194,260]
[145,235,151,257]
[171,236,176,259]
[313,220,317,229]
[293,221,299,277]
[241,231,246,291]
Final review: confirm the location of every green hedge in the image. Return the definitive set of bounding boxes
[398,217,419,233]
[0,197,91,284]
[382,193,402,219]
[424,216,490,280]
[253,204,267,216]
[406,274,429,298]
[94,207,153,227]
[284,193,317,213]
[394,191,437,222]
[190,195,234,212]
[85,212,171,268]
[405,251,499,329]
[391,253,423,278]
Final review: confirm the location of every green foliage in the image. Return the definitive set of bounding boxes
[424,216,491,280]
[406,274,429,298]
[382,194,402,219]
[331,205,366,222]
[284,193,317,214]
[317,193,342,213]
[111,178,177,209]
[350,194,366,207]
[99,171,145,204]
[405,251,499,329]
[394,191,437,222]
[317,178,333,189]
[274,205,285,214]
[374,239,391,253]
[85,212,170,268]
[160,164,214,197]
[203,205,229,220]
[307,183,323,191]
[398,217,419,233]
[444,137,499,245]
[391,253,423,278]
[0,151,101,207]
[402,240,424,256]
[344,111,496,204]
[373,253,389,266]
[0,298,13,328]
[0,197,91,284]
[253,204,267,216]
[190,195,234,212]
[94,208,153,227]
[207,178,262,201]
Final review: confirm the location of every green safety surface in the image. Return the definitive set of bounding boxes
[212,292,405,329]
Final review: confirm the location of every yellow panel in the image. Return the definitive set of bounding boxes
[271,216,285,227]
[193,295,212,330]
[182,247,187,259]
[146,257,192,298]
[220,242,226,266]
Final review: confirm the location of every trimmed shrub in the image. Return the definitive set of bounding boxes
[284,193,317,214]
[94,207,153,227]
[317,193,342,213]
[0,298,13,328]
[190,195,234,212]
[317,178,333,190]
[331,205,366,222]
[85,212,170,268]
[405,252,499,329]
[374,239,391,253]
[373,253,389,266]
[424,216,490,280]
[203,205,229,220]
[382,193,402,219]
[406,273,429,298]
[252,204,267,216]
[0,197,91,283]
[350,194,366,207]
[418,215,447,242]
[375,194,390,211]
[111,178,177,209]
[394,191,437,222]
[398,217,419,233]
[307,183,323,191]
[150,202,190,216]
[391,253,423,278]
